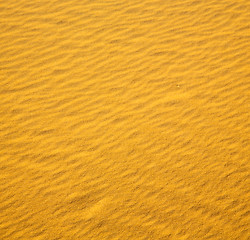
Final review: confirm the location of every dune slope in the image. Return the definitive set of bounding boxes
[0,0,249,239]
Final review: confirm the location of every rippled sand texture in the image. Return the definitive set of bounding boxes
[0,0,250,239]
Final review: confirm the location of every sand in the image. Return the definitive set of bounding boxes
[0,0,249,239]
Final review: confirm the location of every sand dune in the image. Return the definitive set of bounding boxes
[0,0,249,239]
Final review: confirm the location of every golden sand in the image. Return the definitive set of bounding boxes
[0,0,249,239]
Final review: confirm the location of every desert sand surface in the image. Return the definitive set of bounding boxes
[0,0,249,239]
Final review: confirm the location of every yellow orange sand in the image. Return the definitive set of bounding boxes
[0,0,249,239]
